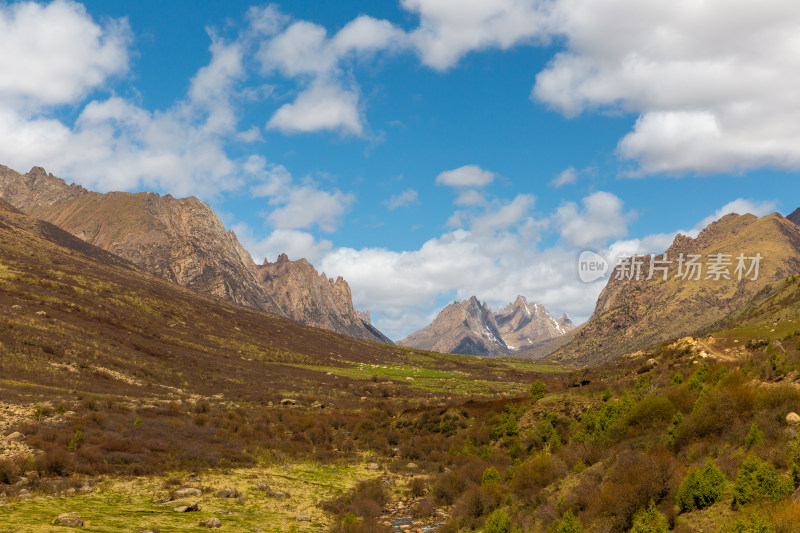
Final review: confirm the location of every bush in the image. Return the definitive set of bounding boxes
[676,459,726,512]
[0,458,20,484]
[745,423,765,449]
[732,455,792,508]
[720,515,774,533]
[630,501,669,533]
[482,466,501,486]
[484,508,512,533]
[556,511,582,533]
[530,381,545,402]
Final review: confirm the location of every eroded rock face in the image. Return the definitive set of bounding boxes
[255,254,392,344]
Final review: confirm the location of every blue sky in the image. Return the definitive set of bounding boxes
[0,0,797,338]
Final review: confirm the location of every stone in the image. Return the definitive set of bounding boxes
[269,491,288,499]
[214,488,238,498]
[5,432,24,442]
[252,480,271,492]
[787,412,800,426]
[296,514,312,522]
[53,512,83,526]
[173,487,202,498]
[216,510,234,515]
[35,311,48,317]
[406,463,419,469]
[365,462,381,471]
[77,484,93,494]
[173,502,199,512]
[199,517,222,528]
[280,398,297,406]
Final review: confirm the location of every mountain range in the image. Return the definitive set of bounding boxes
[0,165,389,344]
[399,295,574,356]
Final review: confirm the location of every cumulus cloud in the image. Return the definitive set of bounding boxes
[435,165,496,187]
[267,79,362,135]
[258,11,405,135]
[385,189,419,210]
[233,224,334,265]
[0,20,251,197]
[0,0,131,111]
[555,191,635,247]
[402,0,549,70]
[532,0,800,175]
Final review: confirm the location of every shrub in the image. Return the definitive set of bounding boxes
[630,501,669,533]
[34,449,72,476]
[732,455,792,508]
[676,459,726,512]
[530,381,545,402]
[482,466,501,486]
[720,515,774,533]
[0,458,20,484]
[688,363,709,391]
[745,423,764,449]
[555,511,582,533]
[485,508,512,533]
[67,428,84,451]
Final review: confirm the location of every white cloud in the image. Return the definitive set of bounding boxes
[245,155,356,233]
[435,165,496,187]
[531,0,800,175]
[550,167,577,188]
[402,0,549,70]
[454,189,487,206]
[268,186,356,232]
[0,0,131,111]
[267,79,362,135]
[385,189,419,210]
[258,11,405,136]
[555,191,634,247]
[233,224,333,265]
[0,23,249,197]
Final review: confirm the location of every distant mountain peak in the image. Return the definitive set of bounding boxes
[399,295,573,356]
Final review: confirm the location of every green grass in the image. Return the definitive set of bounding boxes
[0,463,383,532]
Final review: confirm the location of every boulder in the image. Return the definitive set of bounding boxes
[269,491,288,499]
[173,502,199,512]
[214,487,238,498]
[365,463,381,471]
[173,487,202,498]
[296,514,312,522]
[199,517,222,528]
[5,432,24,442]
[280,398,297,406]
[53,512,83,526]
[252,480,271,492]
[787,412,800,426]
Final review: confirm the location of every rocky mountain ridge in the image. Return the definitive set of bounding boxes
[0,165,389,343]
[399,295,574,356]
[553,210,800,364]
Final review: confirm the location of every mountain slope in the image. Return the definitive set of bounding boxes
[255,254,393,343]
[553,211,800,364]
[494,295,575,349]
[0,165,390,343]
[787,207,800,226]
[399,297,510,356]
[0,199,546,406]
[0,165,283,315]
